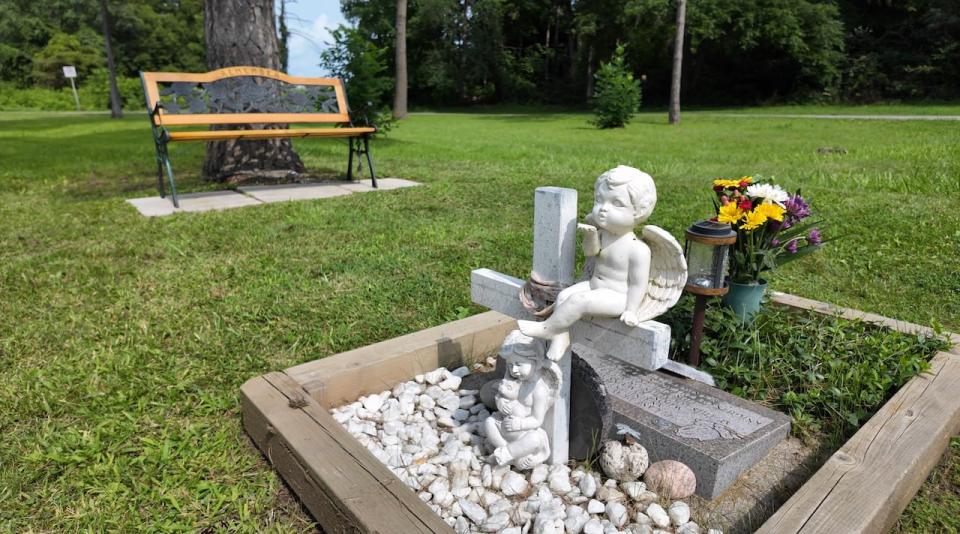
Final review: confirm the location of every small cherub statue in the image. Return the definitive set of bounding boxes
[484,330,562,469]
[518,166,686,356]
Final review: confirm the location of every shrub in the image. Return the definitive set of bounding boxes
[590,44,641,129]
[78,69,145,110]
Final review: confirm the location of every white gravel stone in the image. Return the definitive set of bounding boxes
[361,394,384,412]
[645,503,670,528]
[579,472,598,498]
[439,375,463,390]
[460,395,478,409]
[501,528,521,534]
[564,505,590,534]
[548,465,572,493]
[606,501,629,528]
[530,464,549,485]
[424,368,447,385]
[459,498,487,524]
[479,512,510,532]
[677,521,701,534]
[707,529,723,534]
[500,471,530,496]
[583,519,604,534]
[625,525,653,534]
[587,499,605,514]
[451,366,471,377]
[669,501,691,526]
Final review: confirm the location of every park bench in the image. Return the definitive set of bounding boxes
[140,66,376,207]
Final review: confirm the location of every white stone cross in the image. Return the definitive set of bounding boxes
[470,187,672,464]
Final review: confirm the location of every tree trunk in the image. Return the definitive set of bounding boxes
[98,0,122,119]
[393,0,408,119]
[202,0,304,182]
[668,0,686,125]
[278,0,289,72]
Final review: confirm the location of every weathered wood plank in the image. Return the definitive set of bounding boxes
[770,292,960,353]
[285,311,515,408]
[756,351,960,534]
[241,372,452,534]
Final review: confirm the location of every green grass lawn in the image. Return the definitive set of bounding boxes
[1,109,958,531]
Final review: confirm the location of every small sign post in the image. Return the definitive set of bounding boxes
[62,66,80,111]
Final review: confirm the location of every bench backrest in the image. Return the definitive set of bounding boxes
[140,66,350,127]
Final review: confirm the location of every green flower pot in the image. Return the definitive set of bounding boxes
[723,279,768,322]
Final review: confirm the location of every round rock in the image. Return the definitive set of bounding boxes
[643,460,697,499]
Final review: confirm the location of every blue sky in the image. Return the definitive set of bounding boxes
[282,0,349,77]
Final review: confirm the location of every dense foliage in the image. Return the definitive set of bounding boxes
[0,0,203,109]
[590,44,641,128]
[340,0,957,106]
[320,26,395,132]
[0,0,956,108]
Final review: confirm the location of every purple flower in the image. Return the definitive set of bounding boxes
[784,194,811,220]
[786,239,799,253]
[771,238,780,246]
[808,228,822,245]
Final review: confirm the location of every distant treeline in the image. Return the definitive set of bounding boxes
[1,0,957,108]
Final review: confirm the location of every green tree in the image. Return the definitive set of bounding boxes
[321,26,395,131]
[31,31,103,88]
[591,44,641,128]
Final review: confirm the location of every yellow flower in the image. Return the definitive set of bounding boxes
[739,176,754,185]
[717,203,744,224]
[741,209,768,231]
[754,202,785,222]
[712,178,741,188]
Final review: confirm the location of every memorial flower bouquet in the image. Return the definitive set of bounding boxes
[711,176,826,285]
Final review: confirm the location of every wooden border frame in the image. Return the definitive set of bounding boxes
[141,66,351,126]
[242,295,960,534]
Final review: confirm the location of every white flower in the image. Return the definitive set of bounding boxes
[745,183,790,206]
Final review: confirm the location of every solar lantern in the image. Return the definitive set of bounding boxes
[683,220,737,366]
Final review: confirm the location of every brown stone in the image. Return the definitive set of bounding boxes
[644,460,697,499]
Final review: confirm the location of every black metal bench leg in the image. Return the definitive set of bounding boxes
[363,135,377,188]
[347,138,355,181]
[155,154,166,199]
[160,145,179,208]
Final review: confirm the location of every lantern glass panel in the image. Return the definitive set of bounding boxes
[686,240,728,289]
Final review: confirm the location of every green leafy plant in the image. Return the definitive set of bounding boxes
[590,44,641,129]
[320,26,395,133]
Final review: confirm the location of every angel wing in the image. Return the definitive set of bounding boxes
[633,225,688,322]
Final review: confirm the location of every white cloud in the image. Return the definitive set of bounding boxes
[284,0,348,77]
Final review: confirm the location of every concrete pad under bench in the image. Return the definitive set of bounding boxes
[128,178,422,217]
[127,190,262,216]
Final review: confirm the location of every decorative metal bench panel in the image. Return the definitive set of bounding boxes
[140,66,376,207]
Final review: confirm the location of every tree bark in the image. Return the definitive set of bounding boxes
[202,0,304,182]
[668,0,686,125]
[98,0,122,119]
[393,0,408,119]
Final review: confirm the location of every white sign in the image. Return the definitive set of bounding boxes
[62,66,77,78]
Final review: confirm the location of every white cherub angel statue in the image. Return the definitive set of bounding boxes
[518,165,687,357]
[484,330,562,469]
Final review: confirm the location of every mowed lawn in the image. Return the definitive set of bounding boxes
[1,110,958,531]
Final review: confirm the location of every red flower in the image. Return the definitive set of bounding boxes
[739,199,753,211]
[739,179,750,188]
[713,185,724,192]
[709,217,718,222]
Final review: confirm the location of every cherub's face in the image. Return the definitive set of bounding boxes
[592,184,636,231]
[505,355,536,380]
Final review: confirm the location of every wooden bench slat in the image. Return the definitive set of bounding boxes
[241,371,452,534]
[167,127,376,142]
[157,112,351,127]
